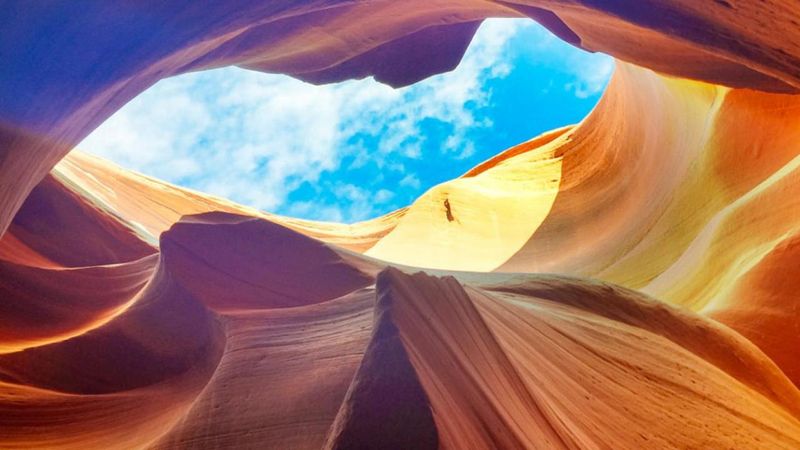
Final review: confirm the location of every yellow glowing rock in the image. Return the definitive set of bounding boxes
[4,2,800,447]
[366,129,563,271]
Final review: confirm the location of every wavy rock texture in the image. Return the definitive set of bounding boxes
[3,1,800,449]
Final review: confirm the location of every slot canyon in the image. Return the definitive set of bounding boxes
[2,1,800,448]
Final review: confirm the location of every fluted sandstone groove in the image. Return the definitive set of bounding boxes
[3,1,800,448]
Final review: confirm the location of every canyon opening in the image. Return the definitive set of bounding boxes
[76,19,612,224]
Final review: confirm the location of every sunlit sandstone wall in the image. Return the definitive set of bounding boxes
[3,1,800,448]
[367,61,800,387]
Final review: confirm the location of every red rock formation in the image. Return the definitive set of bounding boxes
[3,1,800,448]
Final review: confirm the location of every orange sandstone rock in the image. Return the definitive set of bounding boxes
[2,1,800,448]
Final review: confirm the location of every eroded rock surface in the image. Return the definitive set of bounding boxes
[3,1,800,448]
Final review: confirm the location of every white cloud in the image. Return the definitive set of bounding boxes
[374,189,394,204]
[285,183,394,223]
[507,22,614,99]
[565,58,615,98]
[399,174,422,189]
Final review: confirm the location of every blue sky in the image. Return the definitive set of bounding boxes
[78,19,612,223]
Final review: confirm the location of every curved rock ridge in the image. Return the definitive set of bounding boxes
[381,268,800,449]
[52,151,403,253]
[3,1,800,448]
[0,254,157,354]
[159,212,373,312]
[0,174,156,268]
[0,255,225,448]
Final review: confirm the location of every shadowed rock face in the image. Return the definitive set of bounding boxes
[3,1,800,449]
[159,212,373,312]
[323,269,439,450]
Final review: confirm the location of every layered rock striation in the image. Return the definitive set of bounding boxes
[3,1,800,448]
